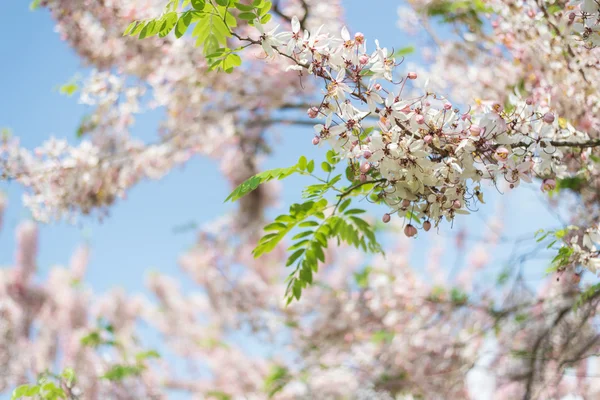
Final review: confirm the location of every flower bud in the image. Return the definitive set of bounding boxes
[363,150,372,159]
[469,124,482,136]
[307,107,319,119]
[444,102,452,110]
[424,134,433,144]
[423,220,432,231]
[494,147,510,161]
[374,83,382,91]
[526,98,533,105]
[404,224,418,237]
[543,112,555,124]
[401,199,410,208]
[541,178,556,192]
[360,162,371,174]
[452,200,461,209]
[312,136,320,145]
[407,72,418,80]
[382,213,391,223]
[359,55,369,65]
[568,12,576,21]
[359,173,367,183]
[415,115,425,124]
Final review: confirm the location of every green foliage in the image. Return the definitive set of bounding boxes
[206,391,232,400]
[58,76,79,97]
[11,368,76,400]
[557,176,586,192]
[425,0,492,30]
[496,266,511,286]
[102,365,144,381]
[535,227,579,273]
[354,266,372,288]
[75,115,97,139]
[263,365,290,398]
[371,330,395,344]
[78,320,161,383]
[226,151,383,303]
[124,0,273,73]
[514,313,528,324]
[549,246,574,273]
[392,46,415,58]
[547,4,562,15]
[575,283,600,310]
[29,0,41,11]
[450,288,468,306]
[80,320,119,348]
[224,160,303,203]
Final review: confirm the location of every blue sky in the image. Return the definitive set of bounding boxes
[0,3,567,396]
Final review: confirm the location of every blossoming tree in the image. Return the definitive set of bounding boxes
[5,0,600,398]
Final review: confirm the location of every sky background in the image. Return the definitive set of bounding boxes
[0,1,570,398]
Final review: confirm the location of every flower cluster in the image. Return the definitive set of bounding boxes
[251,16,587,235]
[394,0,600,274]
[571,0,600,47]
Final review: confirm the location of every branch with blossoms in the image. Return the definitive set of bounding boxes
[121,0,600,296]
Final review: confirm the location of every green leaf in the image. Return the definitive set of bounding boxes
[259,1,272,16]
[260,13,272,24]
[292,230,314,240]
[80,331,103,347]
[306,160,315,173]
[299,220,319,228]
[338,199,352,213]
[344,208,366,215]
[135,350,161,362]
[299,265,313,284]
[371,330,395,344]
[326,150,337,165]
[61,368,76,387]
[139,20,157,39]
[123,21,140,36]
[102,365,143,381]
[547,4,561,14]
[29,0,42,10]
[12,385,40,400]
[215,0,230,5]
[59,82,78,97]
[225,164,299,202]
[191,0,206,10]
[292,280,302,300]
[354,266,372,288]
[393,46,415,58]
[263,365,290,398]
[159,12,178,37]
[238,12,257,20]
[321,162,332,173]
[286,249,305,266]
[264,222,287,232]
[175,11,193,38]
[206,391,232,400]
[192,5,234,56]
[235,2,255,11]
[298,156,308,171]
